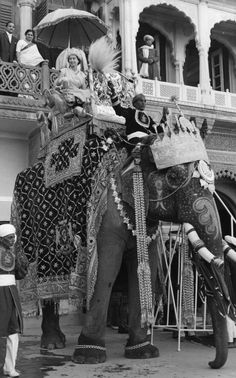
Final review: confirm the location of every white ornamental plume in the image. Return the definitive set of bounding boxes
[88,36,120,73]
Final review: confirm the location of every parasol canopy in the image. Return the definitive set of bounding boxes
[34,9,108,49]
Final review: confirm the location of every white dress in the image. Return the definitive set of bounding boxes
[16,39,44,66]
[56,66,90,103]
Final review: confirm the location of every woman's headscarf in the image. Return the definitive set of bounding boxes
[56,47,88,72]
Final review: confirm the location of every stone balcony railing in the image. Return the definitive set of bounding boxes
[140,78,236,110]
[0,60,57,99]
[1,61,236,112]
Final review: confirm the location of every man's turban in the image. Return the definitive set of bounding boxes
[0,224,16,237]
[143,35,154,43]
[132,93,146,106]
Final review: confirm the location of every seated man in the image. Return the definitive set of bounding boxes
[107,80,163,150]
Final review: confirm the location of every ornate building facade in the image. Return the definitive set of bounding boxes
[0,0,235,235]
[102,0,236,235]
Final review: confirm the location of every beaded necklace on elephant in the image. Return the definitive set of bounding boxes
[133,154,154,327]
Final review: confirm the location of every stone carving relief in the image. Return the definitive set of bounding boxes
[206,132,236,152]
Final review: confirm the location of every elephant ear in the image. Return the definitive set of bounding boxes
[118,159,149,216]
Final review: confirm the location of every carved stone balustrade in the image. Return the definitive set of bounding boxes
[0,60,58,99]
[0,61,58,137]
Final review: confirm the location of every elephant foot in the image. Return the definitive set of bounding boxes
[72,334,106,364]
[125,341,159,359]
[40,330,66,351]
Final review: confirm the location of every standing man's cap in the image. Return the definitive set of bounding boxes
[0,224,16,237]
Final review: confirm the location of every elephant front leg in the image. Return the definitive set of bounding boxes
[125,241,159,359]
[72,224,126,364]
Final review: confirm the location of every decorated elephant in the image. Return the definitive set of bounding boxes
[70,119,236,369]
[10,31,236,365]
[12,105,236,369]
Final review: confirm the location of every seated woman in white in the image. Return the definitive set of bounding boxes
[55,48,90,106]
[45,48,90,116]
[44,48,90,117]
[16,29,44,66]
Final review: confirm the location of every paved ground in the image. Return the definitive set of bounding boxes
[1,313,236,378]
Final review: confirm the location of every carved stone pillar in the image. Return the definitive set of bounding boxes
[197,0,212,102]
[174,60,184,84]
[174,25,186,85]
[18,0,37,39]
[120,0,132,77]
[198,45,211,92]
[41,60,50,91]
[129,0,139,75]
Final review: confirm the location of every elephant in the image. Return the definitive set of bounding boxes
[71,133,235,369]
[11,106,235,368]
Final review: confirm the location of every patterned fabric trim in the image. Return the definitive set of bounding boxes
[125,341,151,351]
[75,345,106,351]
[86,147,127,309]
[134,110,150,128]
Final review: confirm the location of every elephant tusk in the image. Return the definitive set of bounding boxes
[222,240,236,263]
[184,223,223,267]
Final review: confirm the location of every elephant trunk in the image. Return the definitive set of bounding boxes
[208,297,228,369]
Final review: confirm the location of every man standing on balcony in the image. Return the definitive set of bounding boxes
[138,35,161,81]
[0,21,18,63]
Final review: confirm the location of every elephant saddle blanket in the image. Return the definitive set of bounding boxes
[11,135,107,315]
[44,125,87,188]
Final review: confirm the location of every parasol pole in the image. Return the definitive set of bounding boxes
[68,19,71,49]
